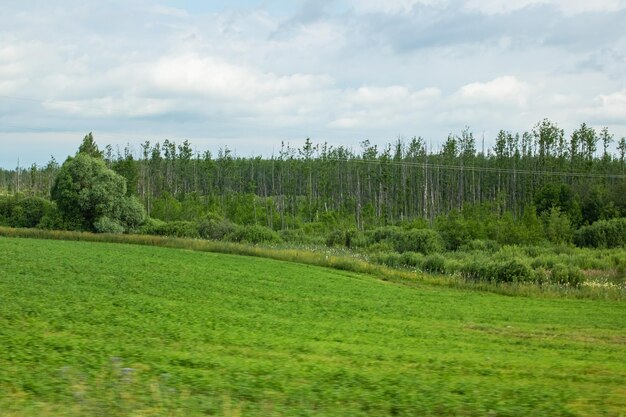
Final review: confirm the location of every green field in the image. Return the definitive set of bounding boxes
[1,237,625,416]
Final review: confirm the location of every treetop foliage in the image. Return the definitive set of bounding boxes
[78,132,103,159]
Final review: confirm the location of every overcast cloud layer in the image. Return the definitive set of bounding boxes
[1,0,625,167]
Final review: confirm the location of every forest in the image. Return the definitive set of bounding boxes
[1,119,625,287]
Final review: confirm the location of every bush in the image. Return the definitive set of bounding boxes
[459,239,500,253]
[150,221,200,238]
[0,196,17,225]
[227,224,281,244]
[422,254,446,274]
[10,196,54,228]
[326,229,347,247]
[365,241,395,254]
[574,218,626,249]
[366,227,444,254]
[541,207,573,244]
[367,226,403,244]
[370,252,403,268]
[459,261,490,282]
[37,205,65,230]
[198,219,239,241]
[434,211,474,250]
[491,259,533,283]
[399,252,425,269]
[393,229,445,254]
[460,259,533,283]
[94,216,125,234]
[279,229,308,243]
[549,264,585,287]
[116,196,146,232]
[138,217,166,235]
[531,256,557,270]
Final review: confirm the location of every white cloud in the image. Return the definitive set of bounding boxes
[151,54,332,101]
[330,86,442,128]
[457,76,531,108]
[346,0,446,15]
[465,0,626,15]
[584,89,626,123]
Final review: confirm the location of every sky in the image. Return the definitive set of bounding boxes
[1,0,625,168]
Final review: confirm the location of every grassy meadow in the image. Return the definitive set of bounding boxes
[1,236,626,416]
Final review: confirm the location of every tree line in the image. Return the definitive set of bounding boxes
[1,120,625,232]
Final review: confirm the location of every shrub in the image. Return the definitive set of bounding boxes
[574,218,626,249]
[198,219,239,241]
[367,226,402,243]
[138,217,166,235]
[422,254,446,274]
[10,196,53,228]
[0,196,17,225]
[531,257,557,270]
[541,207,573,244]
[460,259,532,283]
[349,231,367,248]
[490,259,533,283]
[444,259,462,275]
[459,239,500,253]
[116,196,146,232]
[150,221,200,238]
[399,252,425,269]
[434,211,474,250]
[365,241,395,254]
[227,224,281,244]
[326,229,346,247]
[94,216,125,234]
[279,229,308,243]
[37,205,64,230]
[370,252,403,268]
[532,268,550,284]
[549,264,585,287]
[366,227,444,254]
[459,261,490,282]
[392,229,445,254]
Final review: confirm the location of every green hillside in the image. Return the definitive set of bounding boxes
[0,237,625,416]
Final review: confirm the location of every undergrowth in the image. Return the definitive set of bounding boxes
[1,226,624,300]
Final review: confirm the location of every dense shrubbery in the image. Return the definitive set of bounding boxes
[93,216,125,234]
[368,244,592,287]
[147,221,200,238]
[228,224,282,244]
[422,254,446,274]
[574,218,626,248]
[365,227,444,254]
[0,196,57,229]
[459,239,500,253]
[460,259,533,284]
[198,219,239,241]
[549,264,585,286]
[278,229,313,244]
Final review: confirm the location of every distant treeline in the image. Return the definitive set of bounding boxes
[1,119,625,230]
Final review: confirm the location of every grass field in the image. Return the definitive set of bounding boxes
[1,236,625,416]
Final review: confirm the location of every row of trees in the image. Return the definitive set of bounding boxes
[1,120,625,231]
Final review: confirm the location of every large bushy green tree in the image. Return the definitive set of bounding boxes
[51,135,145,232]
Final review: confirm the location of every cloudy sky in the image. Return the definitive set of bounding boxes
[1,0,625,167]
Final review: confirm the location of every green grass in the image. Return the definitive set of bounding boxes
[1,237,626,416]
[2,226,625,300]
